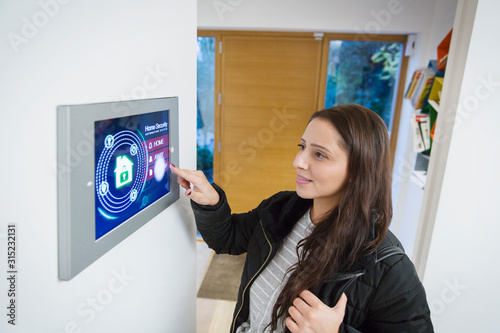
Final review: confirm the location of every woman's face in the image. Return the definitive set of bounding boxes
[293,117,349,209]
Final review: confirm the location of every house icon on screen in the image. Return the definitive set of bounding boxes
[115,155,134,189]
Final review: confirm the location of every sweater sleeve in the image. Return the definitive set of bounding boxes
[190,183,261,255]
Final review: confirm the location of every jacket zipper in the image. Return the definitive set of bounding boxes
[231,220,273,333]
[327,271,365,282]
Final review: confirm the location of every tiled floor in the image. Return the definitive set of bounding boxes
[196,241,236,333]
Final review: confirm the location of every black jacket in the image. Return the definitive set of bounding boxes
[192,184,433,333]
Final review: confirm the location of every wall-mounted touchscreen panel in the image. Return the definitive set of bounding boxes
[57,97,179,281]
[94,111,171,239]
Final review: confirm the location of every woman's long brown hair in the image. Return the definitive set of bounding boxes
[269,104,393,331]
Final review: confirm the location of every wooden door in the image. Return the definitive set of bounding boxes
[217,35,322,213]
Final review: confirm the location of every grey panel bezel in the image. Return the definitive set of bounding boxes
[57,97,179,280]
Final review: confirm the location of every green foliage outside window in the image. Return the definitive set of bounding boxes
[325,41,402,132]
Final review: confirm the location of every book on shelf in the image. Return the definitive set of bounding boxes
[405,67,436,109]
[405,69,422,99]
[404,70,417,98]
[413,74,435,109]
[411,68,436,109]
[428,59,445,77]
[437,29,452,71]
[411,113,431,152]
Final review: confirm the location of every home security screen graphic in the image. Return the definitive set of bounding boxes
[94,110,170,240]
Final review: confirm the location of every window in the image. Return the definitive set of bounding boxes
[196,36,216,182]
[324,40,403,134]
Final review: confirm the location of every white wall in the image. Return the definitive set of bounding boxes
[0,1,197,332]
[198,0,458,253]
[391,0,457,257]
[198,1,500,331]
[200,0,433,35]
[422,0,500,331]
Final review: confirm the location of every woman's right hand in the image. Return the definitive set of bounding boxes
[170,164,220,206]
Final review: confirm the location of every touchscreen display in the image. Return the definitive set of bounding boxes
[94,110,170,239]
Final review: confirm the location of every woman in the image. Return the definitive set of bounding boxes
[171,104,433,333]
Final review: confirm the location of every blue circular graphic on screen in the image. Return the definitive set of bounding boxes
[105,135,114,148]
[130,189,138,202]
[95,130,147,214]
[130,144,138,156]
[99,181,109,196]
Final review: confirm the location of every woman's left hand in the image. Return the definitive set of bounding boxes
[286,290,347,333]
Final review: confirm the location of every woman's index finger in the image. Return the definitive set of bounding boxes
[299,290,322,307]
[170,165,198,183]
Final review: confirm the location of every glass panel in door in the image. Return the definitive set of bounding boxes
[325,40,403,133]
[196,36,215,182]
